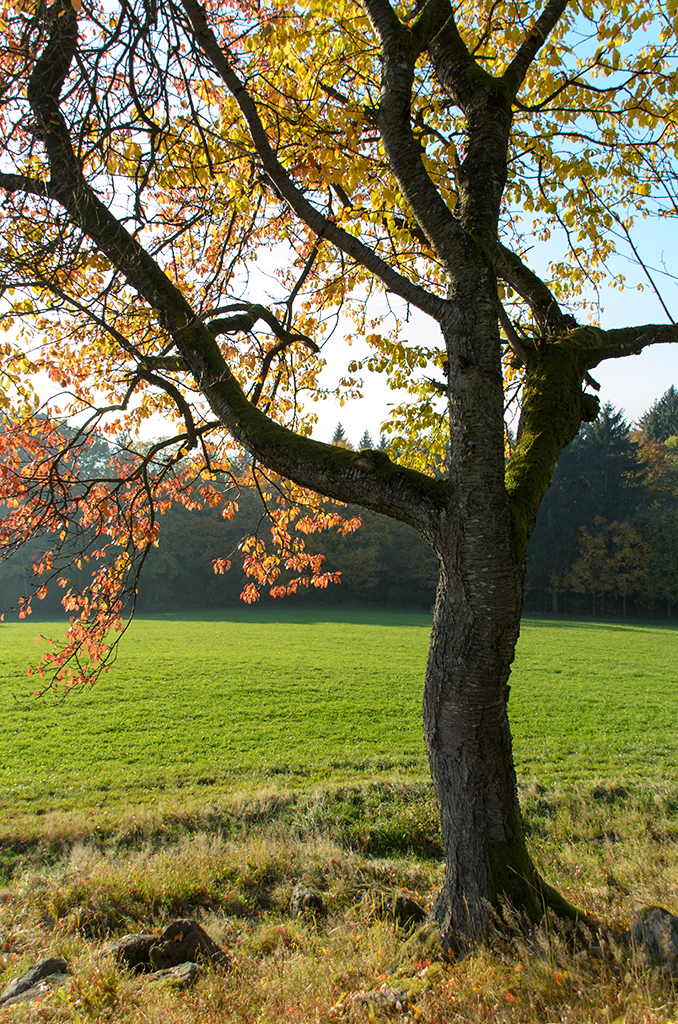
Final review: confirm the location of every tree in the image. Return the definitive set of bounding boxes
[565,517,651,617]
[578,406,647,523]
[2,0,678,952]
[527,405,646,611]
[639,386,678,442]
[635,436,678,617]
[637,503,678,617]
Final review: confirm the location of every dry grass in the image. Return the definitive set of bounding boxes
[1,781,678,1023]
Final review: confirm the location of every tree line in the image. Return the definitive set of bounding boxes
[2,388,677,619]
[0,423,439,616]
[525,387,678,617]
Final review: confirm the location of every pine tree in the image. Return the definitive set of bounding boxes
[639,386,678,441]
[359,430,374,450]
[579,404,646,521]
[527,404,646,610]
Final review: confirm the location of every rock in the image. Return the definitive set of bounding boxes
[628,906,678,969]
[2,975,72,1007]
[0,956,71,1006]
[100,933,158,973]
[290,883,326,918]
[149,918,229,970]
[147,961,201,989]
[364,889,426,929]
[350,987,411,1017]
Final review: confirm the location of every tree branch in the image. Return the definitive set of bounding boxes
[141,355,187,371]
[497,302,532,364]
[503,0,572,97]
[135,367,198,449]
[179,0,451,325]
[426,8,493,108]
[361,0,468,268]
[410,0,454,54]
[588,323,678,365]
[16,0,447,534]
[425,10,514,234]
[496,242,576,334]
[204,302,319,351]
[250,334,318,407]
[0,173,50,198]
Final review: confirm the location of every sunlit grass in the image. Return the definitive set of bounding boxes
[1,611,678,1022]
[1,782,678,1024]
[0,611,677,836]
[511,617,678,785]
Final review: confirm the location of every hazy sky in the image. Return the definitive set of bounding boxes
[312,305,678,446]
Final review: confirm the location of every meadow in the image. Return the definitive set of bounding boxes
[0,610,677,1024]
[0,610,676,832]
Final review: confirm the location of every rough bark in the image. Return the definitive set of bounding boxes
[418,248,575,948]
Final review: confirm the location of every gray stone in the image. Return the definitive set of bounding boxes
[0,957,71,1006]
[290,883,326,917]
[628,906,678,968]
[100,933,157,973]
[2,975,72,1007]
[147,961,201,989]
[351,987,411,1016]
[149,918,228,970]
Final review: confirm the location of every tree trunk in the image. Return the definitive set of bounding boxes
[416,275,590,949]
[420,466,572,950]
[423,547,576,951]
[551,590,560,615]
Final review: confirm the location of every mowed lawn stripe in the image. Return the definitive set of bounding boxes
[0,611,676,822]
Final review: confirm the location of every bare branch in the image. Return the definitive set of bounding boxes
[136,367,199,449]
[497,302,532,365]
[284,242,322,330]
[496,242,576,335]
[250,334,319,407]
[590,323,678,365]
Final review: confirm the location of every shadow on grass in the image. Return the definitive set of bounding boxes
[0,780,445,884]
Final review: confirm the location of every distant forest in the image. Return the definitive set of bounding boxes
[2,387,677,618]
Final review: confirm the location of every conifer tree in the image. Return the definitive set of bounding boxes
[640,386,678,442]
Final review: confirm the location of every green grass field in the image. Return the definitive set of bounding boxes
[2,611,678,1024]
[0,610,677,835]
